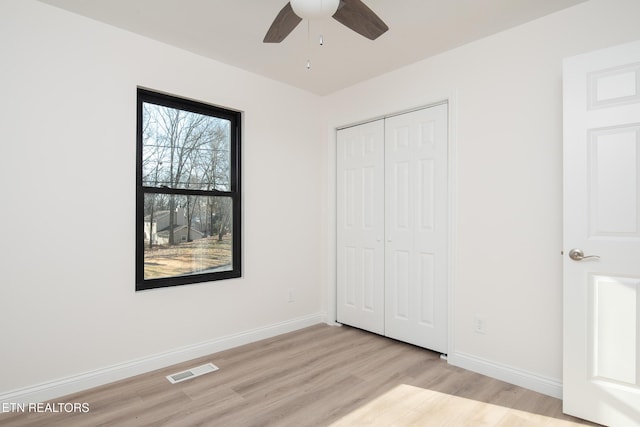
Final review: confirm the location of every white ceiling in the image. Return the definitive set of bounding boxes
[38,0,587,95]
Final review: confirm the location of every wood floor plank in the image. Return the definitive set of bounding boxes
[0,324,600,426]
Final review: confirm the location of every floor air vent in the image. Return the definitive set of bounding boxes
[166,363,219,384]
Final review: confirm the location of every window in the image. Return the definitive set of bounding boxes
[136,88,241,291]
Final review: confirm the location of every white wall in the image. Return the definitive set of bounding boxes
[322,0,640,396]
[0,0,324,400]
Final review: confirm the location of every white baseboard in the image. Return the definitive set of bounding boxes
[0,312,326,405]
[448,351,563,399]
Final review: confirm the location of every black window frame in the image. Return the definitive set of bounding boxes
[136,88,241,291]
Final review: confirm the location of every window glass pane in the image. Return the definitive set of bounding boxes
[141,103,231,191]
[143,193,233,280]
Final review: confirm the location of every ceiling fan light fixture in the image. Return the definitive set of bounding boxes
[263,0,388,44]
[290,0,340,20]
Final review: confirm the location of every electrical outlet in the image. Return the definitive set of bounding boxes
[473,316,487,334]
[288,289,295,303]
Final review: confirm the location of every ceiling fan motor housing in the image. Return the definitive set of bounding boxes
[290,0,340,20]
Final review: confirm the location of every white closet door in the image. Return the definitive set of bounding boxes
[336,119,385,334]
[384,104,448,352]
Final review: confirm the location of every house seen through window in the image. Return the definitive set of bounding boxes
[136,88,241,290]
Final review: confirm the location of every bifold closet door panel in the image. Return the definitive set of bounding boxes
[384,104,448,353]
[336,119,385,334]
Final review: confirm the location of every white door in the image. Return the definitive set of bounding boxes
[563,40,640,426]
[385,104,448,352]
[336,119,385,334]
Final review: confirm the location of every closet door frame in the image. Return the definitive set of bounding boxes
[333,98,456,356]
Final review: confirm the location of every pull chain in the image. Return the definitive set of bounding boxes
[306,20,311,70]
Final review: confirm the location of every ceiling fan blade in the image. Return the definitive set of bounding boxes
[263,2,302,43]
[332,0,388,40]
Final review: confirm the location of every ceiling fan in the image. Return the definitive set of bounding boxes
[263,0,389,43]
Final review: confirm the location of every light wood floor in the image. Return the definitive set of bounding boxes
[0,324,600,426]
